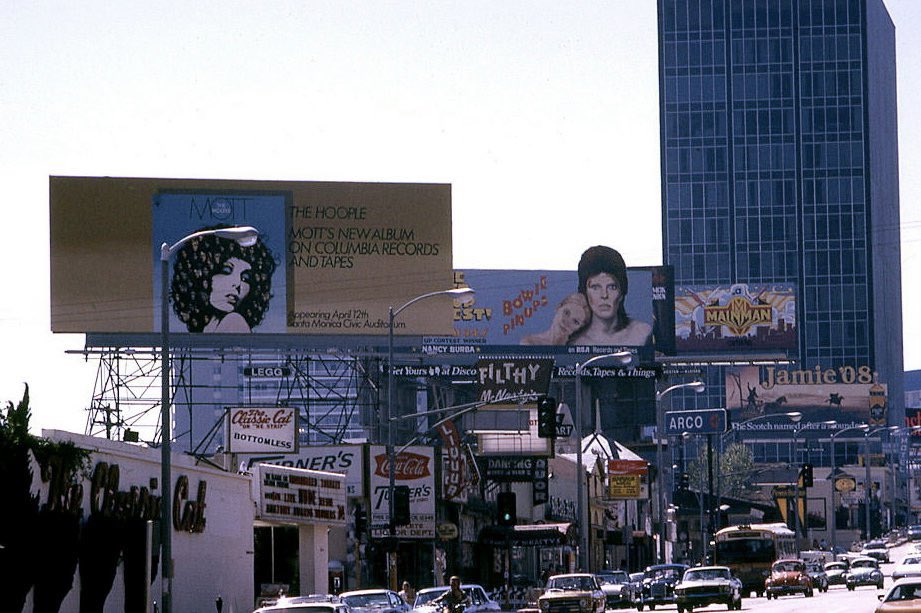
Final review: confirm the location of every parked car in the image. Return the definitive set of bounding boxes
[595,570,639,609]
[824,561,849,586]
[411,585,499,613]
[673,565,742,612]
[893,555,921,582]
[876,577,921,612]
[908,525,921,542]
[341,590,411,613]
[254,595,353,613]
[537,573,605,613]
[805,562,830,592]
[846,556,885,591]
[638,564,688,610]
[862,540,892,563]
[764,559,814,599]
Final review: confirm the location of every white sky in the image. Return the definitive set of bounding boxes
[1,1,919,435]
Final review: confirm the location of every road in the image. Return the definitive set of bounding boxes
[617,541,914,613]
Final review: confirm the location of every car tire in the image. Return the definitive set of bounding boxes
[806,589,814,597]
[847,585,854,591]
[878,581,884,589]
[637,605,643,611]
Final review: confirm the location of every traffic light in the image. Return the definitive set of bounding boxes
[354,505,367,535]
[801,463,814,488]
[393,485,411,526]
[678,472,689,491]
[497,491,516,526]
[537,396,558,439]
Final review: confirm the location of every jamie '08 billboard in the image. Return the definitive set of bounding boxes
[725,365,887,433]
[50,177,454,336]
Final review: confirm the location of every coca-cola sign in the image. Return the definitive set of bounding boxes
[373,452,432,480]
[368,445,435,539]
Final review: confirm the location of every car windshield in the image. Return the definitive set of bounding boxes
[343,593,390,608]
[904,557,921,565]
[773,561,803,573]
[414,589,448,606]
[825,563,846,571]
[647,568,681,580]
[865,541,887,549]
[597,572,628,585]
[851,560,876,569]
[886,583,921,602]
[684,569,730,582]
[547,576,596,591]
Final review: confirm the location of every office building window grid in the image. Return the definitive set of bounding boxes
[660,0,874,369]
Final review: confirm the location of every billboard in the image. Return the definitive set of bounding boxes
[725,365,886,431]
[675,283,797,354]
[447,257,674,355]
[50,177,454,335]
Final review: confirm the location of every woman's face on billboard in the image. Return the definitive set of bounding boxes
[209,257,252,313]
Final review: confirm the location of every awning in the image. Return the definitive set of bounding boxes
[479,522,574,547]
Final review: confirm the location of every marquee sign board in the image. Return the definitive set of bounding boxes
[664,408,728,435]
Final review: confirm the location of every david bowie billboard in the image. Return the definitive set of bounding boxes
[446,246,674,356]
[50,176,455,336]
[675,283,797,354]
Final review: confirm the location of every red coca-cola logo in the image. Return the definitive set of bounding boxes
[374,453,431,479]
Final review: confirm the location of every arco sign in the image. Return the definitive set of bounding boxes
[664,408,728,435]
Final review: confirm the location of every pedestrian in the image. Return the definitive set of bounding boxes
[820,537,828,551]
[399,581,417,604]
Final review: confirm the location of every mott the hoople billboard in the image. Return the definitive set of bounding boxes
[50,177,454,335]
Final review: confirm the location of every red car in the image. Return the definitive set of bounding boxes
[764,559,814,599]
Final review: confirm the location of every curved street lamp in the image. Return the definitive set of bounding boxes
[159,225,259,613]
[574,351,634,571]
[386,287,474,588]
[654,380,704,562]
[790,419,836,552]
[829,424,869,552]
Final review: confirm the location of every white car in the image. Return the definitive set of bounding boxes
[892,555,921,582]
[341,590,411,613]
[411,584,499,613]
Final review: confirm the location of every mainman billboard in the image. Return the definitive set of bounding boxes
[675,283,797,354]
[50,177,455,336]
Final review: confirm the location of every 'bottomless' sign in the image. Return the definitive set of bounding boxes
[227,407,298,453]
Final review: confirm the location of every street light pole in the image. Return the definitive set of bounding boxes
[655,380,704,563]
[159,226,258,613]
[829,424,868,552]
[792,420,835,554]
[386,287,474,589]
[574,351,633,572]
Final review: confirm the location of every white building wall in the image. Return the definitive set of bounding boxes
[32,430,255,613]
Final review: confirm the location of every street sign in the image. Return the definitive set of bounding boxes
[665,408,728,435]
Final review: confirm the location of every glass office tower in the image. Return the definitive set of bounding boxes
[658,1,904,442]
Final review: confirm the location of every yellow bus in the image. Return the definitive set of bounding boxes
[713,523,797,597]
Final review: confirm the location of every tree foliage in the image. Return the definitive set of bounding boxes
[687,442,756,500]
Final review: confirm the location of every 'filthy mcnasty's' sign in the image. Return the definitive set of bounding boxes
[476,358,554,404]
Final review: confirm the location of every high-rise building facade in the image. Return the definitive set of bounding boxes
[658,0,904,453]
